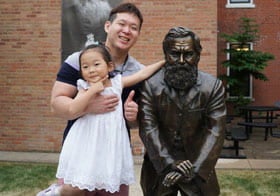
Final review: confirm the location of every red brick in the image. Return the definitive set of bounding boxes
[217,0,280,105]
[0,0,221,153]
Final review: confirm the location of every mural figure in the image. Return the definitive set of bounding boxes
[62,0,122,61]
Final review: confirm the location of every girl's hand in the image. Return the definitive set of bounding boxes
[91,81,105,94]
[85,75,119,114]
[89,76,108,93]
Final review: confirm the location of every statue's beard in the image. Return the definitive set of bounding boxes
[164,62,197,90]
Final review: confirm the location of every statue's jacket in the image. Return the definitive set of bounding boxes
[139,68,226,195]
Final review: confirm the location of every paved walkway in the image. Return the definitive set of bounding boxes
[0,151,279,196]
[1,151,279,169]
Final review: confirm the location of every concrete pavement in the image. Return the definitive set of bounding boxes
[0,151,280,196]
[1,151,279,169]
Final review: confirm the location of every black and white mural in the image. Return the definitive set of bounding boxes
[61,0,122,61]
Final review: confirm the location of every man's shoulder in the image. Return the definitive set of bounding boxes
[64,51,81,70]
[127,56,145,70]
[57,51,81,86]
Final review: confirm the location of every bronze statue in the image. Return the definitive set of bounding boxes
[139,27,226,196]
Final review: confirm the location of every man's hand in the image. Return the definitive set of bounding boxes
[85,93,119,114]
[124,91,138,122]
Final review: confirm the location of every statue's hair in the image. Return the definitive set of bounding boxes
[162,27,202,54]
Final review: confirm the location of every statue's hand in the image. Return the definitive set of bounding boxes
[163,160,196,187]
[162,171,182,187]
[176,160,194,179]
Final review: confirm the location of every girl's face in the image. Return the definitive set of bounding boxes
[80,49,114,83]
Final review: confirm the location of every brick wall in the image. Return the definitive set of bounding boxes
[217,0,280,106]
[0,0,217,153]
[0,0,63,152]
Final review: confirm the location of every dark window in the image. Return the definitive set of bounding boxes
[227,43,252,98]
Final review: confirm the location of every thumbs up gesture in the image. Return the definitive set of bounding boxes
[124,90,138,122]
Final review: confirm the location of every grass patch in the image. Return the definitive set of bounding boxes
[218,170,280,195]
[0,162,57,195]
[0,162,279,195]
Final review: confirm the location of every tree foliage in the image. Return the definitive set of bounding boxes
[219,17,275,111]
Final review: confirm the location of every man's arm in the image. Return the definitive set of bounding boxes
[50,81,119,120]
[50,81,78,119]
[52,52,137,121]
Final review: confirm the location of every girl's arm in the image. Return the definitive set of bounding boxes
[66,80,105,117]
[122,60,165,88]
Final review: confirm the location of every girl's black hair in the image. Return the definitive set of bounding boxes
[78,43,113,80]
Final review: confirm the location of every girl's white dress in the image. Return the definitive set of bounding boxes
[56,75,135,193]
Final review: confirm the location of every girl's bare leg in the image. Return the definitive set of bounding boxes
[98,185,129,196]
[60,184,86,196]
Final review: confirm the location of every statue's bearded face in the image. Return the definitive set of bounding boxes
[164,36,199,90]
[164,61,197,91]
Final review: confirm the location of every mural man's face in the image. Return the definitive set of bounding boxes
[164,36,199,91]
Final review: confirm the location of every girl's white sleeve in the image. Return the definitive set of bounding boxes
[77,79,90,90]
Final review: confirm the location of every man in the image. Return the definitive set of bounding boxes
[48,3,143,195]
[51,2,142,142]
[139,27,226,196]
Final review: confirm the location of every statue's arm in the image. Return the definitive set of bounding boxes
[193,79,226,181]
[139,81,175,174]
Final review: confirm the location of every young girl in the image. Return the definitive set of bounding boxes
[38,44,164,196]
